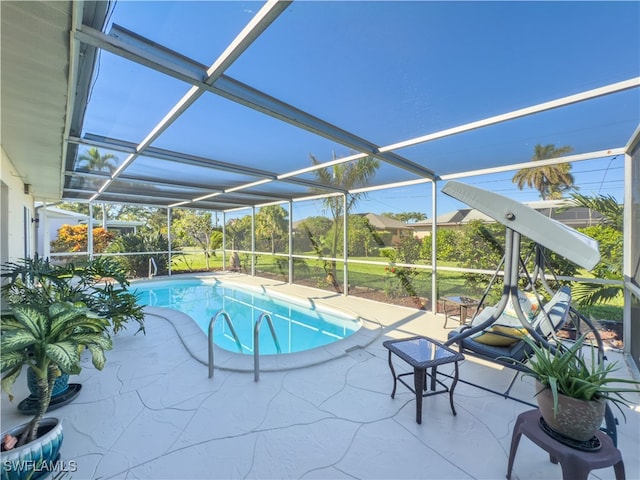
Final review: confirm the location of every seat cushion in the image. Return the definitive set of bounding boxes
[466,292,536,346]
[474,325,529,346]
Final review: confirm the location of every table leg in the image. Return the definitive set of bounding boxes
[460,305,467,324]
[613,461,625,480]
[506,419,524,480]
[414,366,425,424]
[449,361,459,416]
[429,366,437,391]
[387,351,398,399]
[442,300,450,328]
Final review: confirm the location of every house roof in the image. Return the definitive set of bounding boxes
[363,213,411,230]
[40,206,144,227]
[41,206,89,220]
[411,200,605,229]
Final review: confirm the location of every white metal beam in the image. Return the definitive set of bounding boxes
[383,78,640,152]
[60,2,85,198]
[82,1,291,201]
[67,134,346,194]
[440,148,627,180]
[75,23,436,183]
[73,16,638,210]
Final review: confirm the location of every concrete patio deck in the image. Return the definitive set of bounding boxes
[2,273,639,479]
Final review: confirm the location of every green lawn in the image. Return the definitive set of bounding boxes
[168,250,622,322]
[171,250,224,271]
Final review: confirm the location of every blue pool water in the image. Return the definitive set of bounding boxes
[134,279,361,354]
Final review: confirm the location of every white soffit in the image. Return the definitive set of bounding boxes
[0,1,72,199]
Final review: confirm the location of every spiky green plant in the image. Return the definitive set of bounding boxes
[514,335,639,417]
[1,302,112,446]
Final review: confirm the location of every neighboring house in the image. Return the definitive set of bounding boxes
[410,200,604,239]
[35,206,88,255]
[35,205,144,256]
[524,200,605,229]
[361,213,413,245]
[92,220,144,236]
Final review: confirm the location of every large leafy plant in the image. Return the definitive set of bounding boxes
[1,302,112,446]
[1,255,145,334]
[1,255,143,447]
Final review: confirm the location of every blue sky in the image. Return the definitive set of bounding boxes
[83,1,639,218]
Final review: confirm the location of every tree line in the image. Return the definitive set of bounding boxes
[56,143,621,305]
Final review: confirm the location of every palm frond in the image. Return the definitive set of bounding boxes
[569,193,622,231]
[572,283,623,306]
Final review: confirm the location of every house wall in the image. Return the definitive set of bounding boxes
[412,226,430,240]
[0,146,35,263]
[36,213,85,255]
[411,224,458,239]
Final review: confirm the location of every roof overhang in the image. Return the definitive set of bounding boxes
[0,1,108,200]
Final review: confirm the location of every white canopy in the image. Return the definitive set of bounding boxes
[441,181,601,270]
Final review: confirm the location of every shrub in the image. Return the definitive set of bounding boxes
[51,224,115,253]
[108,232,169,278]
[421,229,459,261]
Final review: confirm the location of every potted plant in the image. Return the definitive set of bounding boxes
[1,301,112,479]
[1,255,144,412]
[516,334,640,442]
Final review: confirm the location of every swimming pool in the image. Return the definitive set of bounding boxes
[134,278,362,354]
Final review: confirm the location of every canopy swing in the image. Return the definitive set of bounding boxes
[440,181,617,444]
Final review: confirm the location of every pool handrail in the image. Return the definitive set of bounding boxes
[254,312,282,381]
[148,257,157,279]
[208,310,243,378]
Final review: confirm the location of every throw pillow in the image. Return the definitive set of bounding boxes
[474,325,529,346]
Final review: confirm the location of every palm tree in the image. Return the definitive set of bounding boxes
[77,147,118,174]
[512,144,575,199]
[77,148,119,227]
[309,152,380,290]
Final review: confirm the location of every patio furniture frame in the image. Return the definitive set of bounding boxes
[439,181,619,444]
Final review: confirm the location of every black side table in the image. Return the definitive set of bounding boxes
[440,296,480,328]
[383,336,465,424]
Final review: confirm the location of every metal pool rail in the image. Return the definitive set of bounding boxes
[208,310,242,378]
[208,310,282,381]
[253,312,281,381]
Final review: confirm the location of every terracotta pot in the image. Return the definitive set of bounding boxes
[535,380,606,441]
